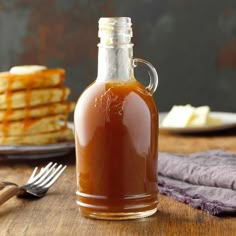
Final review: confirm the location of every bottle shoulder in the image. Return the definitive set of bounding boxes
[79,80,154,98]
[76,80,157,113]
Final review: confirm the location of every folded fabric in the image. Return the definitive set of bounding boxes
[158,149,236,216]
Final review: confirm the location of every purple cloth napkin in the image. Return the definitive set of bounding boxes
[158,149,236,216]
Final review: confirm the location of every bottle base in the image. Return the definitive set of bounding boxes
[78,206,158,220]
[76,192,158,220]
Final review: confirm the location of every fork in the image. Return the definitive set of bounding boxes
[0,162,67,206]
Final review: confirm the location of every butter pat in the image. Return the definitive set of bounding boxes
[207,116,222,126]
[188,106,210,127]
[162,105,221,128]
[10,65,47,75]
[162,105,195,128]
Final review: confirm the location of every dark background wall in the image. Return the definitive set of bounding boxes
[0,0,236,112]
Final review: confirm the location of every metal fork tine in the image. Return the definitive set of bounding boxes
[37,164,64,187]
[43,165,67,189]
[29,163,58,186]
[27,162,53,184]
[0,162,67,203]
[27,167,38,183]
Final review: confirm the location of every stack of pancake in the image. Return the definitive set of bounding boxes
[0,65,75,145]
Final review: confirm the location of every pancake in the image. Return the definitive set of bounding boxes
[0,65,75,145]
[0,115,67,136]
[0,68,65,92]
[0,87,70,109]
[0,102,75,121]
[0,126,74,145]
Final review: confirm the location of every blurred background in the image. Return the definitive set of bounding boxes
[0,0,236,112]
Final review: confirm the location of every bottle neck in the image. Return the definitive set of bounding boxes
[96,44,134,82]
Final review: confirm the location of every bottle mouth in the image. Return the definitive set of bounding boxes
[98,17,133,44]
[99,17,132,27]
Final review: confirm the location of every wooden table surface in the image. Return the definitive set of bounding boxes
[1,129,236,236]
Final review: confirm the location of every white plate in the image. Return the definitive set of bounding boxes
[159,112,236,134]
[0,122,75,160]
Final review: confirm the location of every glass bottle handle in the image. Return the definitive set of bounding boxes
[133,58,158,94]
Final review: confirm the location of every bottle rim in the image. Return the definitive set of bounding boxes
[98,17,132,26]
[98,17,133,40]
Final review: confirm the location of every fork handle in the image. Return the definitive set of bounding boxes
[0,182,5,190]
[0,182,18,190]
[0,186,19,206]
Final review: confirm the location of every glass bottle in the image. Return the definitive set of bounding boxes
[74,17,159,220]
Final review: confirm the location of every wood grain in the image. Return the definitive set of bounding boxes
[1,129,236,236]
